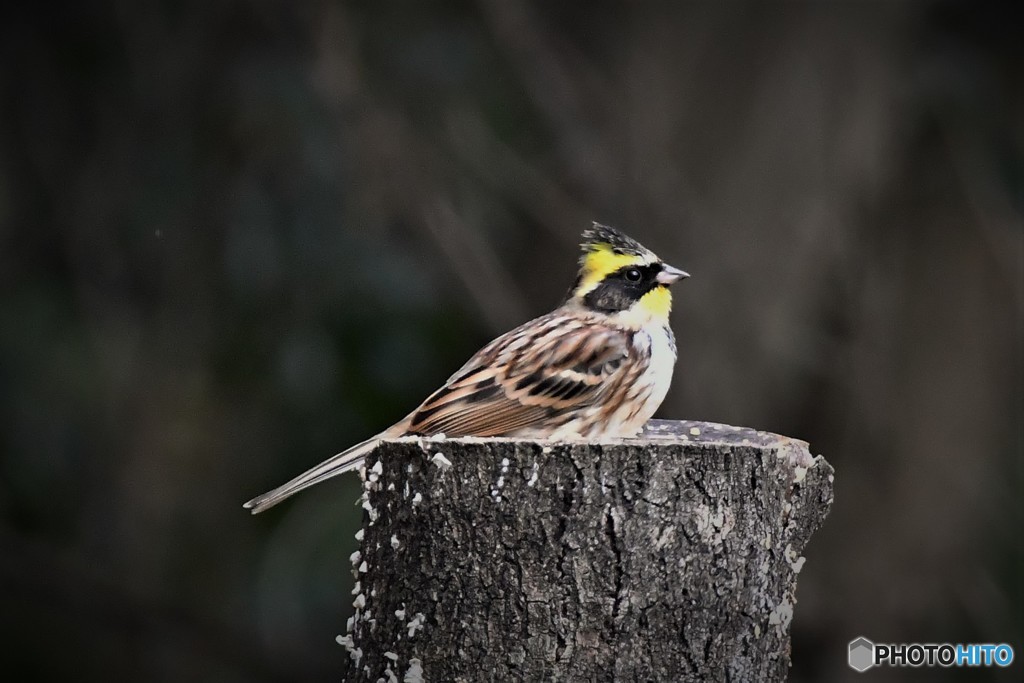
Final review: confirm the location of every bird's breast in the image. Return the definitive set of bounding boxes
[587,324,677,438]
[635,323,676,408]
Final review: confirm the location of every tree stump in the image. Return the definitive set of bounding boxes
[338,420,834,682]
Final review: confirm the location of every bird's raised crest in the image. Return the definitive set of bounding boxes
[580,222,653,259]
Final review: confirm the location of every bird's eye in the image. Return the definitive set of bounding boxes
[624,268,642,282]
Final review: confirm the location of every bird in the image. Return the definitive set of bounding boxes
[244,223,688,514]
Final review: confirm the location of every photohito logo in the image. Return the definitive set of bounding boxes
[848,637,1014,672]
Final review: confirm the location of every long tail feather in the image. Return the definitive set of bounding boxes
[243,437,379,514]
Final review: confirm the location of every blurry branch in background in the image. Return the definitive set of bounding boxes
[478,0,617,195]
[942,121,1024,308]
[443,107,591,246]
[314,3,550,335]
[423,200,531,331]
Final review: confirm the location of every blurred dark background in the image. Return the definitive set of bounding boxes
[1,1,1021,681]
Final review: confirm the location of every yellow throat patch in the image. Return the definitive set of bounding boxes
[609,285,673,329]
[639,285,673,319]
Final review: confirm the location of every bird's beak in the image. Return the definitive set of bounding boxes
[656,264,690,285]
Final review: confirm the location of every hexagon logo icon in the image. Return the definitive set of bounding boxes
[848,637,875,672]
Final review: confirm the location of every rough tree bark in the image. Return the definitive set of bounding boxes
[338,420,834,682]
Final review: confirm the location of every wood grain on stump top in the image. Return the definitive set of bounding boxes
[339,420,834,683]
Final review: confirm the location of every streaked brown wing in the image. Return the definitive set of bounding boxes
[405,312,632,436]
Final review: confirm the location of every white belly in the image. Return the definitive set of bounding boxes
[631,325,677,425]
[595,324,676,438]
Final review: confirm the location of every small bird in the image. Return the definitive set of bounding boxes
[244,223,688,514]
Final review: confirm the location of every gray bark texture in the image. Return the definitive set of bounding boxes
[338,419,834,682]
